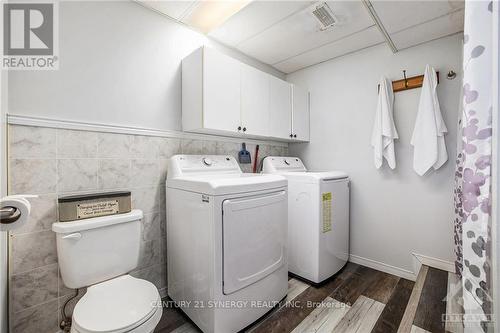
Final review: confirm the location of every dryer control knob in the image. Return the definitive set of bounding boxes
[284,159,290,165]
[203,158,212,166]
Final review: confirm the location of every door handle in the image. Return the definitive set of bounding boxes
[62,233,82,240]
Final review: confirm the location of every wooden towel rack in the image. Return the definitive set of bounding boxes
[378,70,440,93]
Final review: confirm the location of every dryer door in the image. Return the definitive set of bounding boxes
[222,190,287,295]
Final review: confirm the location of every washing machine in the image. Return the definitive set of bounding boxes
[262,156,349,284]
[166,155,288,333]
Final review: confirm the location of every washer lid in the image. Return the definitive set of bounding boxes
[72,275,160,333]
[262,157,348,183]
[279,171,349,183]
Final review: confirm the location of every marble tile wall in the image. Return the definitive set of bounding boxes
[7,124,288,333]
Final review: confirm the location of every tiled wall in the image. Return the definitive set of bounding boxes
[7,124,288,333]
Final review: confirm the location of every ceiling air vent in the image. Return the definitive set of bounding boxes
[311,2,337,31]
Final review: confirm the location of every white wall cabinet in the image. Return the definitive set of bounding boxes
[268,76,292,140]
[203,47,241,134]
[291,85,310,141]
[241,64,269,137]
[183,47,241,135]
[182,46,309,142]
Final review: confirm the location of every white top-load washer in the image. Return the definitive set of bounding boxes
[166,155,288,333]
[262,156,349,284]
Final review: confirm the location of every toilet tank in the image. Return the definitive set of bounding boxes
[52,210,143,289]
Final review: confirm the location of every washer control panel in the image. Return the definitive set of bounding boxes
[262,156,307,173]
[168,155,241,178]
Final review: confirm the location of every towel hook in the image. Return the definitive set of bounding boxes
[403,70,408,88]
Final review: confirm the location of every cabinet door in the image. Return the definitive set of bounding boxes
[240,64,269,136]
[269,76,292,140]
[203,47,241,133]
[292,85,310,141]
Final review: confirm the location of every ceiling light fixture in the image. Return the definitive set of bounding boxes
[183,0,252,34]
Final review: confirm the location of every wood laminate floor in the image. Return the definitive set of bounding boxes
[154,264,463,333]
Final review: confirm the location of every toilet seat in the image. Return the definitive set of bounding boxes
[71,275,162,333]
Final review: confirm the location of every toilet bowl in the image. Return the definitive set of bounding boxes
[71,275,162,333]
[52,210,162,333]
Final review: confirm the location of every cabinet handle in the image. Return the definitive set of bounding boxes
[293,134,297,138]
[289,134,293,138]
[238,126,242,131]
[243,127,247,132]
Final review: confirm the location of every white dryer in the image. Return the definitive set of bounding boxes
[166,155,288,333]
[262,156,349,284]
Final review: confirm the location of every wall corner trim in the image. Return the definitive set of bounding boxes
[348,254,417,281]
[411,252,456,273]
[6,114,288,147]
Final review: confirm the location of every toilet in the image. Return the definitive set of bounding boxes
[52,209,162,333]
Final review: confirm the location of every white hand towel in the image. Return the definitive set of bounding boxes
[371,76,399,169]
[411,65,448,176]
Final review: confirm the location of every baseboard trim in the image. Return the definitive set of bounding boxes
[159,287,167,298]
[349,254,417,281]
[349,253,455,281]
[7,114,289,147]
[412,252,455,273]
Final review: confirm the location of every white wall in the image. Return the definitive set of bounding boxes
[7,1,284,131]
[287,34,463,276]
[1,69,8,333]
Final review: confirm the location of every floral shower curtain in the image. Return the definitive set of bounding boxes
[453,1,495,331]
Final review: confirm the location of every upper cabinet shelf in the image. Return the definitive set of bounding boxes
[182,46,310,142]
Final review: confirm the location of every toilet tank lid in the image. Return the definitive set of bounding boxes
[52,209,143,234]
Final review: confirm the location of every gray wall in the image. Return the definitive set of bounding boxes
[7,1,284,131]
[287,34,463,275]
[7,125,287,333]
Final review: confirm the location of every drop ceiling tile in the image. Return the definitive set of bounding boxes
[371,0,464,34]
[209,1,313,46]
[390,9,464,50]
[274,25,384,73]
[237,1,374,65]
[140,1,197,20]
